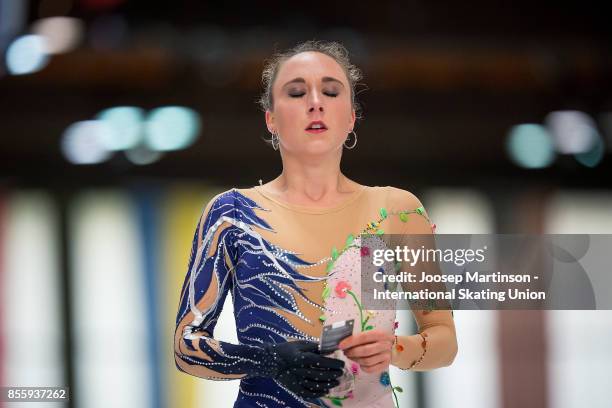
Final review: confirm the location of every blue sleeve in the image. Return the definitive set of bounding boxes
[173,191,272,380]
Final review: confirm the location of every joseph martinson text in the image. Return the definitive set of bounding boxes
[372,271,547,302]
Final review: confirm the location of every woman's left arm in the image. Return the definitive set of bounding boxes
[391,310,457,371]
[389,188,457,371]
[339,189,458,373]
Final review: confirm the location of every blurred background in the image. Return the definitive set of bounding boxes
[1,0,611,407]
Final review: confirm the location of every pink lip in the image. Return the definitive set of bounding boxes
[305,128,327,134]
[305,121,327,132]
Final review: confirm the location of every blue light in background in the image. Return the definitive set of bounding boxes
[575,134,605,168]
[61,120,113,164]
[506,124,555,169]
[125,144,163,165]
[545,110,599,154]
[5,34,50,75]
[96,106,145,151]
[144,106,201,151]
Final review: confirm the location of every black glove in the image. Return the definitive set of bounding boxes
[260,340,345,398]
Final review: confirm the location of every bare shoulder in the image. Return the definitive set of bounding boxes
[385,186,425,210]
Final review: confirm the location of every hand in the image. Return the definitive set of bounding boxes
[263,340,345,398]
[338,330,395,374]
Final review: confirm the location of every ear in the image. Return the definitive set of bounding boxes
[349,109,356,132]
[265,110,274,133]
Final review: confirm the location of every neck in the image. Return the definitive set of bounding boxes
[272,150,354,203]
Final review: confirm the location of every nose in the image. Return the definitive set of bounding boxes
[308,90,324,113]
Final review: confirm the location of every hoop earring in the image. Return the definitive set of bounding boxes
[344,131,357,149]
[271,131,279,151]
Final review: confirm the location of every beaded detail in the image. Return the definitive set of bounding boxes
[176,190,332,408]
[400,332,428,371]
[177,188,444,408]
[320,205,435,314]
[319,206,433,407]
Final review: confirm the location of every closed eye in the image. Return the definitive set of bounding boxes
[288,91,339,98]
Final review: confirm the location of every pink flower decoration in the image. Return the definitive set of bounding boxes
[350,362,360,375]
[394,321,399,329]
[360,246,370,257]
[347,390,354,399]
[431,223,437,232]
[335,281,352,298]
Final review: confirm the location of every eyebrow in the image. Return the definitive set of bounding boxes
[281,76,345,89]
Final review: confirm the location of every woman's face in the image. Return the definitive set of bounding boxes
[266,51,356,156]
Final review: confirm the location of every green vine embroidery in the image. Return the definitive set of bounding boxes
[391,385,403,407]
[319,206,434,407]
[326,395,350,406]
[322,206,433,295]
[346,289,371,331]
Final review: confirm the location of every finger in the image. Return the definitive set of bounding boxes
[304,376,341,386]
[294,340,319,353]
[361,361,389,374]
[302,378,340,392]
[302,353,345,370]
[293,368,344,382]
[343,342,391,359]
[304,370,343,385]
[296,388,327,399]
[343,341,393,358]
[339,331,394,350]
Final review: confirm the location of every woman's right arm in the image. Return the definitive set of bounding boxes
[174,191,268,380]
[173,191,345,393]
